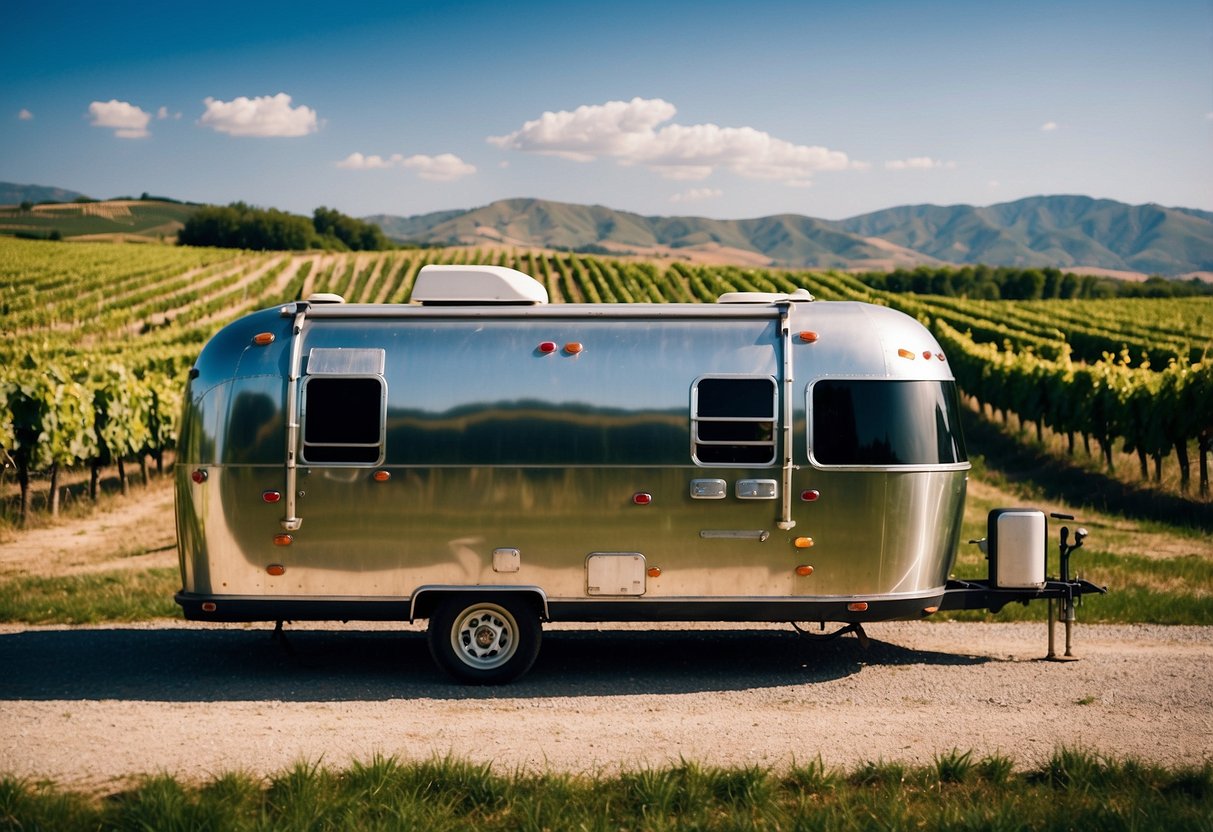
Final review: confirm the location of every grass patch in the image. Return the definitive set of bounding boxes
[2,752,1210,831]
[0,568,181,624]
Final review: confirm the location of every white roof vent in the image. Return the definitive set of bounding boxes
[412,265,549,305]
[306,292,346,304]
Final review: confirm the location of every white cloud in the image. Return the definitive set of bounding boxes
[156,106,181,120]
[88,99,151,138]
[884,157,955,171]
[670,187,723,203]
[18,108,33,121]
[336,151,476,181]
[488,97,855,186]
[988,180,1001,189]
[401,153,476,181]
[1040,121,1059,132]
[199,93,319,137]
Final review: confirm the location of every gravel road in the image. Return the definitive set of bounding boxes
[2,619,1210,793]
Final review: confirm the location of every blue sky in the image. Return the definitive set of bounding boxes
[3,0,1210,220]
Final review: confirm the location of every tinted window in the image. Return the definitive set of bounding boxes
[693,377,776,466]
[303,377,384,464]
[811,380,966,466]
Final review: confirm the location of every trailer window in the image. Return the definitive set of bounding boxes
[302,377,385,464]
[692,377,777,466]
[810,380,966,466]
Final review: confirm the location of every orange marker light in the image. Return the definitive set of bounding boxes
[794,537,814,549]
[922,606,939,615]
[898,348,915,360]
[273,534,293,546]
[795,565,814,576]
[848,602,869,612]
[647,567,662,578]
[373,470,391,482]
[564,342,584,355]
[799,331,819,343]
[253,332,276,346]
[266,564,286,576]
[262,490,282,503]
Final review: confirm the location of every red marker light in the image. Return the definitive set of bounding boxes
[273,534,293,546]
[801,489,820,502]
[923,351,933,360]
[848,602,869,612]
[262,490,282,503]
[372,470,391,482]
[191,469,208,484]
[795,565,814,576]
[633,492,653,505]
[201,602,217,613]
[538,341,557,354]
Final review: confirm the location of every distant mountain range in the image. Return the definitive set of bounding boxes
[370,195,1213,277]
[4,181,1211,277]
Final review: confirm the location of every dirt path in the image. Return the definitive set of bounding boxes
[0,620,1209,794]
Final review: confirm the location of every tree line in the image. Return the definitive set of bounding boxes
[178,203,391,251]
[857,265,1213,300]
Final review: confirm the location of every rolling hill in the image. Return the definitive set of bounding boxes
[373,195,1213,276]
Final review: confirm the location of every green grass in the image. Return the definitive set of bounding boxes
[0,568,181,624]
[1,752,1209,831]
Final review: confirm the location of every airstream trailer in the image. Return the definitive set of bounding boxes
[175,265,1103,683]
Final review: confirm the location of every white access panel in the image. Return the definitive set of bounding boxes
[586,553,647,596]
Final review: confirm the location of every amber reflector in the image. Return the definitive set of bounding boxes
[201,602,217,612]
[801,489,820,502]
[633,492,653,505]
[191,469,208,484]
[799,331,819,343]
[253,332,276,346]
[262,490,281,503]
[564,342,584,354]
[266,564,286,576]
[373,470,391,482]
[847,602,869,612]
[794,537,814,549]
[897,348,915,359]
[795,565,814,576]
[922,606,939,615]
[647,567,662,578]
[273,534,293,546]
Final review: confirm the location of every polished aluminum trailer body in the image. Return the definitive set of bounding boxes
[176,284,972,632]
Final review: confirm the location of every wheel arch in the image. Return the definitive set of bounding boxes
[409,585,549,622]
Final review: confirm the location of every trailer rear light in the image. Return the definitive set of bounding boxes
[266,564,286,576]
[898,348,915,360]
[647,567,662,578]
[201,602,217,612]
[191,469,208,484]
[538,341,557,354]
[794,537,814,549]
[923,351,933,360]
[262,490,282,503]
[373,470,391,482]
[795,565,814,576]
[799,331,819,343]
[848,602,869,612]
[564,342,584,355]
[801,489,820,502]
[273,534,293,546]
[253,332,276,346]
[632,492,653,505]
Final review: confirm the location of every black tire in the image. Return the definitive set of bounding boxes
[427,595,542,684]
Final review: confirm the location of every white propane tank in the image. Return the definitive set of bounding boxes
[988,509,1047,589]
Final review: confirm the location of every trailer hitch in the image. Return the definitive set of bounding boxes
[1046,514,1087,662]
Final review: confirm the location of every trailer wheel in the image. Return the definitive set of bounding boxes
[427,596,541,684]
